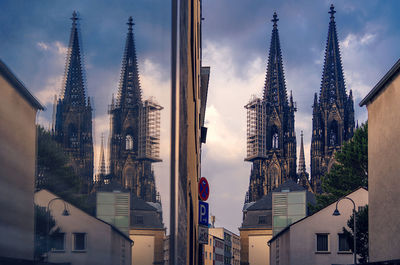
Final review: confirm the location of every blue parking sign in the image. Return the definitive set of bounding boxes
[198,201,209,226]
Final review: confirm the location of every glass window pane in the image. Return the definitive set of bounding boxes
[273,216,287,227]
[74,233,86,251]
[287,192,305,204]
[339,234,350,251]
[317,234,328,251]
[288,203,305,216]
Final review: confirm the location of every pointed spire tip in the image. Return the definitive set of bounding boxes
[127,16,134,31]
[71,11,78,23]
[329,4,336,19]
[271,12,279,27]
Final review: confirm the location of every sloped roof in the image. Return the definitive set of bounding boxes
[268,187,368,244]
[360,58,400,106]
[0,59,44,110]
[246,180,313,211]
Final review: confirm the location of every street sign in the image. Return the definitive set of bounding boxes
[198,177,210,201]
[198,225,209,244]
[198,201,209,226]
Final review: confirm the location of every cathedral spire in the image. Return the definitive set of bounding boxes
[98,133,106,177]
[117,16,142,108]
[62,11,86,106]
[263,12,288,107]
[320,4,346,106]
[299,131,306,173]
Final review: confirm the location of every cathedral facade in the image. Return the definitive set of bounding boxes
[245,13,297,203]
[54,12,94,194]
[310,5,355,193]
[108,17,162,203]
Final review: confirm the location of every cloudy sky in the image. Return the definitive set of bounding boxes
[1,0,399,234]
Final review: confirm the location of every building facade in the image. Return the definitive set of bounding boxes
[360,59,400,263]
[268,188,367,265]
[204,235,224,265]
[108,17,162,203]
[208,228,240,265]
[0,60,43,263]
[240,180,314,265]
[35,189,132,265]
[245,12,297,203]
[54,12,94,194]
[170,0,210,264]
[310,5,355,193]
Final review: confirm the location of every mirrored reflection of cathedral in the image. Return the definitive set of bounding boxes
[244,5,355,202]
[244,13,297,203]
[107,17,163,204]
[310,5,355,193]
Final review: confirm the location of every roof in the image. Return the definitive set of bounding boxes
[131,194,158,211]
[246,180,313,211]
[268,187,368,244]
[0,59,44,110]
[360,58,400,106]
[35,189,132,243]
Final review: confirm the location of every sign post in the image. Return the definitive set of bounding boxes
[198,177,210,247]
[198,177,210,201]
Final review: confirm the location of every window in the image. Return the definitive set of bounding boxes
[272,132,279,148]
[134,215,144,224]
[338,233,350,252]
[316,234,329,252]
[126,134,133,150]
[258,215,267,224]
[73,233,86,251]
[50,232,65,251]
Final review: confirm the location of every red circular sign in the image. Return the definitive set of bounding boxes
[198,177,210,201]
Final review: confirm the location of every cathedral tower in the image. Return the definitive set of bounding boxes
[109,17,162,203]
[54,12,94,193]
[245,13,297,203]
[310,5,355,193]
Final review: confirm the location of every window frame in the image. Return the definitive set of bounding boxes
[72,232,87,252]
[315,233,330,254]
[337,233,352,254]
[50,232,65,252]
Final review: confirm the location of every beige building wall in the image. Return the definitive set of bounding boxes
[131,235,154,265]
[249,235,270,265]
[130,228,165,265]
[240,228,272,265]
[269,188,368,265]
[366,69,400,262]
[35,190,132,265]
[0,67,41,260]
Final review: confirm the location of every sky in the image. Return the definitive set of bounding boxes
[1,0,400,235]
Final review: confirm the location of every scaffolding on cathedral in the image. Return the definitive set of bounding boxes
[138,97,163,162]
[245,95,266,161]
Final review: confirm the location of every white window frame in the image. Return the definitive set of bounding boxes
[315,233,330,253]
[72,232,87,252]
[337,233,352,254]
[50,232,66,252]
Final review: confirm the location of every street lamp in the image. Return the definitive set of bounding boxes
[45,197,70,261]
[332,197,357,265]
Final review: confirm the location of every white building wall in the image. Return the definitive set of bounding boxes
[35,190,131,265]
[270,188,368,265]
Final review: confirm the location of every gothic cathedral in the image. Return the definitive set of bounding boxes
[245,13,297,203]
[54,12,94,194]
[310,5,355,193]
[108,17,162,203]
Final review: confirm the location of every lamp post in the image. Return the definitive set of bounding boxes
[45,197,70,261]
[332,197,356,265]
